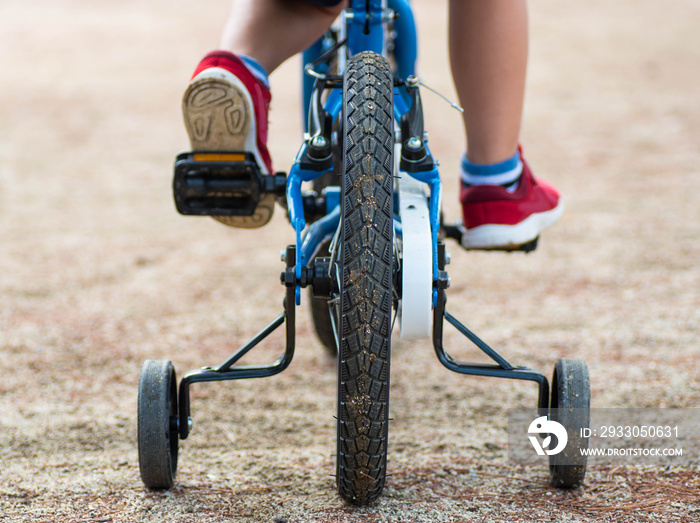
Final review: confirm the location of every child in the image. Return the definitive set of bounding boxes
[182,0,562,248]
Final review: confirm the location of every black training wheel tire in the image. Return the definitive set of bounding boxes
[549,358,590,488]
[335,51,394,506]
[138,359,179,489]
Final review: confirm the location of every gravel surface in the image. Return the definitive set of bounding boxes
[1,0,699,521]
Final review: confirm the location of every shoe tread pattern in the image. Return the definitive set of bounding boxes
[182,76,274,228]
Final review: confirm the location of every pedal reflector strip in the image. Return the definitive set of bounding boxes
[192,153,246,162]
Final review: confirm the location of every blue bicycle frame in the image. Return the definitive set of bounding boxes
[164,0,555,494]
[287,0,442,306]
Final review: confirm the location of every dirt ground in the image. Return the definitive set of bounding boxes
[1,0,699,521]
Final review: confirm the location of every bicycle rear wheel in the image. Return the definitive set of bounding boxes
[335,51,394,505]
[309,240,338,354]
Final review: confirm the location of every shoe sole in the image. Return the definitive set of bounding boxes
[182,69,274,228]
[462,200,564,250]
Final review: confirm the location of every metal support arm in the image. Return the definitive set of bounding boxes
[432,284,549,414]
[176,255,297,440]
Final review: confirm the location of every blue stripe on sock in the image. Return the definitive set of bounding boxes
[460,150,523,189]
[461,150,520,176]
[240,55,270,88]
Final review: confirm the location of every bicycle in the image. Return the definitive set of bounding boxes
[137,0,591,505]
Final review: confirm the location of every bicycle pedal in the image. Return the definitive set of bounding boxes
[173,151,285,226]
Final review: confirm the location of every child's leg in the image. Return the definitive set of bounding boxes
[450,0,562,250]
[219,0,346,73]
[449,0,528,165]
[182,0,344,228]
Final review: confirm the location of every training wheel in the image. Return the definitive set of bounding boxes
[138,359,179,489]
[548,358,590,488]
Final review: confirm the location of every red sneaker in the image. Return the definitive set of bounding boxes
[459,156,563,250]
[182,50,275,228]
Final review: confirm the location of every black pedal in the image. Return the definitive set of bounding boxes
[173,151,282,217]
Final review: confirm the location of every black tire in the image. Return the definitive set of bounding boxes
[138,360,179,489]
[335,51,394,505]
[309,240,339,355]
[549,358,590,488]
